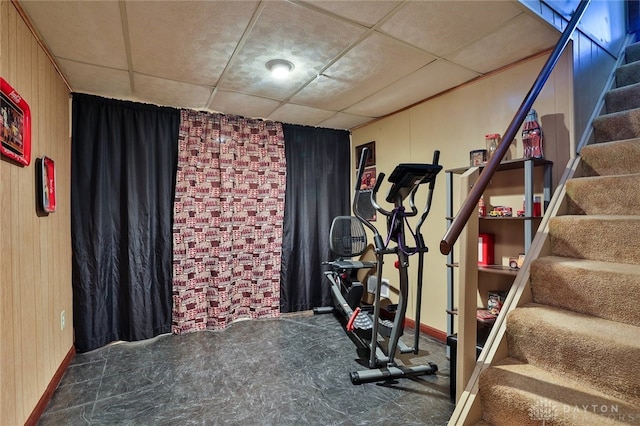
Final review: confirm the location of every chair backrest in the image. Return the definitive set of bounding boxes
[329,216,368,258]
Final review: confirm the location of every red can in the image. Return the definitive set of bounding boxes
[478,233,495,266]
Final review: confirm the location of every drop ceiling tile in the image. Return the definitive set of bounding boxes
[446,13,560,74]
[58,59,131,99]
[219,0,366,99]
[344,59,480,117]
[379,1,524,57]
[126,1,258,86]
[303,1,402,27]
[267,103,335,127]
[20,1,127,69]
[291,32,436,111]
[134,74,212,110]
[208,91,282,120]
[317,112,374,130]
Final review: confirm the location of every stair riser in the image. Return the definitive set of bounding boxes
[605,83,640,113]
[550,216,640,265]
[531,258,640,328]
[565,174,640,215]
[626,42,640,63]
[616,61,640,87]
[506,309,640,406]
[580,139,640,176]
[593,108,640,143]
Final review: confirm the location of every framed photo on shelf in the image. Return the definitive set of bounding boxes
[355,141,375,168]
[37,156,56,213]
[1,77,31,166]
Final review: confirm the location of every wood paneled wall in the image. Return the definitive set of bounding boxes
[1,2,73,424]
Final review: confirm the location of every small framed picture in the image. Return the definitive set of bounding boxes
[470,149,487,166]
[360,167,377,190]
[1,77,31,166]
[37,156,56,213]
[355,141,375,168]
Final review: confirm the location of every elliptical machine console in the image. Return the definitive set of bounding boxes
[318,146,443,385]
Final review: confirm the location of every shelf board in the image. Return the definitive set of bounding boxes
[446,157,552,175]
[478,265,519,276]
[447,215,542,220]
[480,216,542,220]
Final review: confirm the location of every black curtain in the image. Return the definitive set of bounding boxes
[280,124,351,312]
[71,94,180,352]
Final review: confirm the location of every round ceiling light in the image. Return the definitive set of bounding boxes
[266,59,295,79]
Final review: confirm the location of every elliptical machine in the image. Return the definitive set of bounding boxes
[318,147,442,384]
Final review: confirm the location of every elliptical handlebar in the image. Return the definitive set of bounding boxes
[370,172,393,217]
[354,147,368,193]
[415,150,441,236]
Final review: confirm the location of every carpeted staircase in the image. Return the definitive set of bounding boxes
[477,41,640,425]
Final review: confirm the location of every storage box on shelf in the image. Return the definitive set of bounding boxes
[444,158,552,399]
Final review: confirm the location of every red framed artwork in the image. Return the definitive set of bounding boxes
[1,77,31,166]
[37,156,56,213]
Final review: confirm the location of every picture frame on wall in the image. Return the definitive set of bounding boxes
[1,77,31,166]
[360,167,377,191]
[355,141,375,168]
[37,156,56,214]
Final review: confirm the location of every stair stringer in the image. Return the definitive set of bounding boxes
[447,156,583,426]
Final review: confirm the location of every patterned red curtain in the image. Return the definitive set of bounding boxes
[172,110,285,333]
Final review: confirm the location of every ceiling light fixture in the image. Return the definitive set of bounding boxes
[266,59,295,79]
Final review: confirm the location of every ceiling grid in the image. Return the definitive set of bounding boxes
[17,0,561,130]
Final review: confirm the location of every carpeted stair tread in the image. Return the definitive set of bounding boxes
[549,215,640,265]
[565,173,640,215]
[580,138,640,176]
[531,256,640,328]
[592,107,640,143]
[605,81,640,113]
[626,41,640,63]
[480,358,640,426]
[506,303,640,405]
[615,60,640,87]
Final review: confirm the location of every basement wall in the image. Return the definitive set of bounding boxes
[0,2,73,424]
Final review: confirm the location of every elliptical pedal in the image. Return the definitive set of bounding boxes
[346,307,374,331]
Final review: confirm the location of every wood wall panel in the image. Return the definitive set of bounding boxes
[0,2,72,425]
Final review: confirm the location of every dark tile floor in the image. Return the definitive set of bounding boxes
[38,313,454,425]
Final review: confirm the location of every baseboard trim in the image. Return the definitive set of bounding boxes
[404,318,447,343]
[25,344,76,426]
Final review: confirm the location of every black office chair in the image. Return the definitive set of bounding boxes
[326,216,376,309]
